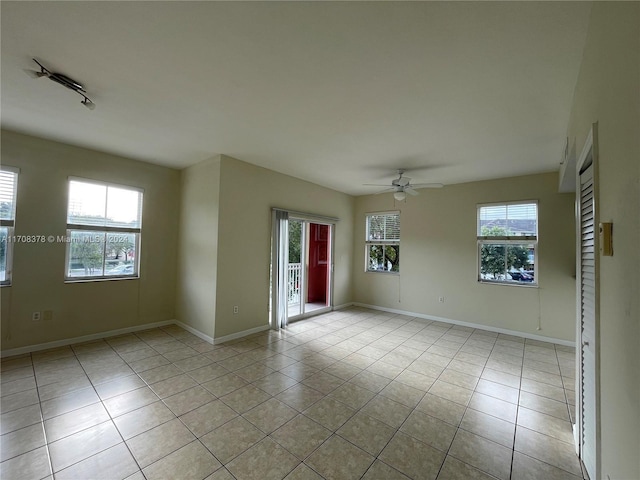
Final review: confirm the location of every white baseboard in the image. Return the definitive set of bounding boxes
[173,320,214,344]
[1,320,174,358]
[353,302,576,347]
[333,302,355,311]
[213,325,270,344]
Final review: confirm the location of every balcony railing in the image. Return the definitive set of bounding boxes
[288,263,301,305]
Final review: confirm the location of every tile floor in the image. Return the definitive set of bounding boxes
[0,307,585,480]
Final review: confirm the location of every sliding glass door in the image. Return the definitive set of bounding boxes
[271,210,335,329]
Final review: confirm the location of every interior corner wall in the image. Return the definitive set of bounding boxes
[353,172,576,342]
[175,156,221,339]
[565,3,640,478]
[0,130,180,351]
[214,155,354,339]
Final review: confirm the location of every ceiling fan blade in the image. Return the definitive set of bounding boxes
[404,187,419,196]
[374,188,396,195]
[409,183,444,188]
[363,183,393,187]
[24,68,45,79]
[397,176,411,187]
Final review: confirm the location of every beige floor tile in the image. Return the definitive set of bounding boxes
[119,346,158,363]
[1,366,35,385]
[126,418,195,468]
[447,359,485,377]
[361,460,411,480]
[0,445,51,480]
[468,392,518,423]
[349,370,392,393]
[218,353,258,372]
[187,363,230,384]
[400,410,457,452]
[511,451,583,480]
[48,421,122,472]
[220,385,271,414]
[359,395,412,429]
[284,463,324,480]
[93,375,146,401]
[1,355,33,372]
[54,443,139,480]
[438,369,480,390]
[1,376,37,398]
[379,431,445,480]
[202,373,248,397]
[200,416,265,464]
[243,398,297,434]
[180,399,238,437]
[520,378,566,402]
[113,401,175,439]
[0,388,39,414]
[149,373,198,399]
[415,393,466,426]
[366,360,404,380]
[516,407,574,444]
[235,363,276,382]
[205,467,236,480]
[379,380,426,408]
[460,408,515,448]
[0,422,46,462]
[337,412,395,456]
[0,404,42,435]
[138,364,182,385]
[429,380,474,406]
[161,347,199,363]
[323,361,362,380]
[103,387,159,418]
[271,414,331,460]
[300,371,344,395]
[437,456,499,479]
[518,391,570,421]
[128,355,171,373]
[328,382,376,410]
[276,384,325,412]
[279,362,320,381]
[172,354,214,372]
[252,372,299,396]
[303,397,356,431]
[163,386,215,416]
[514,426,582,476]
[475,379,519,404]
[226,437,300,480]
[143,440,222,480]
[394,370,436,391]
[481,368,521,389]
[448,429,512,480]
[407,360,446,377]
[305,434,374,480]
[40,387,99,420]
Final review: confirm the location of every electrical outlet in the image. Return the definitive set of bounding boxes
[233,306,239,314]
[32,312,41,321]
[438,296,445,303]
[43,310,53,321]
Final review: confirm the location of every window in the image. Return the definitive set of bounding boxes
[0,167,18,286]
[66,178,143,280]
[477,202,537,285]
[366,212,400,273]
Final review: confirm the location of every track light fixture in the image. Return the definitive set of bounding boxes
[26,58,96,110]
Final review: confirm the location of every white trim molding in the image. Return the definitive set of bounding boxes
[353,303,576,347]
[1,320,174,358]
[173,321,214,344]
[213,325,270,345]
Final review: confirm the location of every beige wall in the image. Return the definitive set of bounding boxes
[175,156,221,338]
[214,155,354,338]
[353,172,576,341]
[566,3,640,478]
[0,130,180,350]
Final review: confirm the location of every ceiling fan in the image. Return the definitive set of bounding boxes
[363,169,443,201]
[25,58,96,110]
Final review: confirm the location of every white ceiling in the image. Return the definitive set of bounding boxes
[1,2,591,195]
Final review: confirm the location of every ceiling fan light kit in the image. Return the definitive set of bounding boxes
[393,191,407,202]
[26,58,96,110]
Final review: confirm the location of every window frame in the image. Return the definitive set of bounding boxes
[0,166,19,287]
[65,177,143,282]
[365,211,400,274]
[477,200,538,287]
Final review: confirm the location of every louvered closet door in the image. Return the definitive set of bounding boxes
[580,163,596,479]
